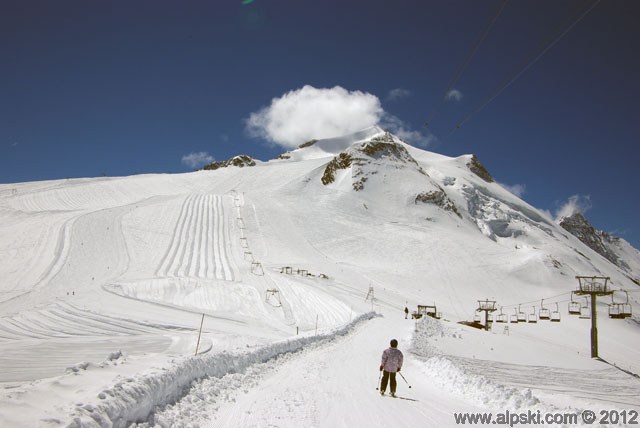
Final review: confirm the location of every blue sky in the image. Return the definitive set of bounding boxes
[2,1,638,248]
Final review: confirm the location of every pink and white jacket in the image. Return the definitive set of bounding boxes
[381,347,403,372]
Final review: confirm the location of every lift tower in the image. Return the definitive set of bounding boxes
[477,299,497,331]
[574,276,612,358]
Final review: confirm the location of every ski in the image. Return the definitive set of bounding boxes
[379,393,418,402]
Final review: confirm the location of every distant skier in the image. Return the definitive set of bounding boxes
[379,339,403,397]
[404,307,409,319]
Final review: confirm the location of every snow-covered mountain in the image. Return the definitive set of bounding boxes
[559,212,640,283]
[0,126,639,427]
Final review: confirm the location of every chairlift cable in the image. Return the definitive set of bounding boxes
[498,291,572,309]
[425,0,509,128]
[448,0,601,135]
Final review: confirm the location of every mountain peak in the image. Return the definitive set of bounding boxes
[274,126,388,162]
[559,212,625,269]
[320,130,426,190]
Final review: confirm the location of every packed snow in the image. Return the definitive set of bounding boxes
[1,127,639,427]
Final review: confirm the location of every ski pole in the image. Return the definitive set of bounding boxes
[375,370,382,390]
[398,372,412,388]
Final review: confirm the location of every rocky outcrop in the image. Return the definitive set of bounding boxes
[321,132,427,191]
[202,155,256,171]
[559,213,626,269]
[415,190,461,217]
[321,153,353,185]
[467,155,494,183]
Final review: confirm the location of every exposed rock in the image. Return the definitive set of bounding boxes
[298,139,318,149]
[202,155,256,171]
[321,133,431,194]
[321,152,352,185]
[415,190,461,217]
[559,213,627,269]
[467,155,494,183]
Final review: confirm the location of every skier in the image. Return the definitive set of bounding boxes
[404,307,409,319]
[379,339,403,397]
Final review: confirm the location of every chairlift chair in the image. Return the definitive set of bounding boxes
[517,304,527,322]
[496,307,508,323]
[510,308,519,323]
[473,312,481,323]
[609,304,624,319]
[609,291,632,319]
[539,299,550,320]
[621,291,633,318]
[528,306,538,323]
[568,292,581,315]
[550,302,561,322]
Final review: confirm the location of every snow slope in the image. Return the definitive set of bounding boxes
[1,127,639,427]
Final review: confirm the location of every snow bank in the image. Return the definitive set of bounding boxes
[66,312,378,427]
[410,317,588,425]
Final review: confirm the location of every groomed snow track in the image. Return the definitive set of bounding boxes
[66,313,378,428]
[156,194,235,281]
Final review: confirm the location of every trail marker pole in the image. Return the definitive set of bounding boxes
[365,286,375,311]
[195,313,205,356]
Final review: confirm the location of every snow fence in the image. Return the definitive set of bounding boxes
[66,312,378,428]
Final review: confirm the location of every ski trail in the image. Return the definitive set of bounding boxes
[206,195,216,279]
[181,194,199,278]
[169,195,194,277]
[72,314,378,427]
[219,195,234,281]
[199,194,210,278]
[33,215,78,291]
[202,316,483,428]
[189,194,204,278]
[155,194,237,281]
[156,195,190,277]
[213,195,224,280]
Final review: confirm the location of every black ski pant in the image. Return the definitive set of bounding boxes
[380,371,397,393]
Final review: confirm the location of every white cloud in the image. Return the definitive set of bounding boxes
[555,194,592,221]
[246,85,383,149]
[182,152,214,169]
[380,114,437,148]
[387,88,411,101]
[445,89,463,102]
[499,182,526,198]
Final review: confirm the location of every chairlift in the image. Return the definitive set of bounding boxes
[609,290,633,319]
[621,290,633,318]
[568,292,581,315]
[608,292,625,319]
[609,303,623,319]
[539,299,550,320]
[528,306,538,323]
[487,313,494,322]
[579,297,591,319]
[510,308,519,323]
[550,302,561,322]
[496,307,508,323]
[517,304,527,322]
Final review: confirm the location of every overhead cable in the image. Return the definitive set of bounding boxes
[449,0,601,135]
[425,0,510,128]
